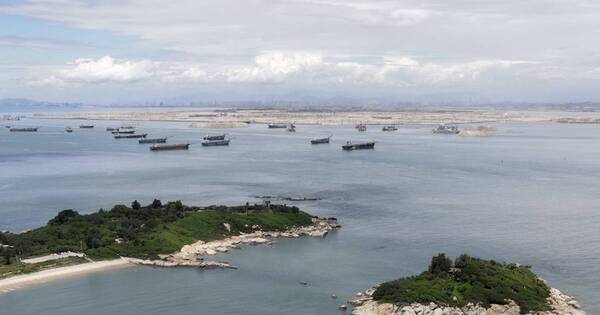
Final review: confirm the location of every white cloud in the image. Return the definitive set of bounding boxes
[33,53,532,88]
[59,56,156,83]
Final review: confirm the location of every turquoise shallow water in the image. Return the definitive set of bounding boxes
[1,119,599,314]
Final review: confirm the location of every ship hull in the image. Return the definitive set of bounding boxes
[342,142,375,150]
[311,138,330,144]
[203,134,226,141]
[10,128,38,132]
[150,144,190,151]
[139,138,167,144]
[114,133,147,139]
[202,139,230,146]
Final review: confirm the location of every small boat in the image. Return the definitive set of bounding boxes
[356,123,367,132]
[120,125,135,129]
[287,124,296,132]
[114,133,147,139]
[432,124,459,134]
[150,143,190,151]
[106,127,117,131]
[139,138,167,144]
[382,125,398,131]
[65,127,73,133]
[311,136,330,144]
[5,125,11,128]
[79,125,94,129]
[201,139,230,146]
[268,123,288,129]
[10,127,38,132]
[203,134,226,141]
[342,141,375,150]
[112,129,135,134]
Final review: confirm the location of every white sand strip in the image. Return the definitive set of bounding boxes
[0,259,132,293]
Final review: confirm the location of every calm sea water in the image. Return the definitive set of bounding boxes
[1,118,599,314]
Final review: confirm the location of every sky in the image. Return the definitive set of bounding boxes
[1,0,600,105]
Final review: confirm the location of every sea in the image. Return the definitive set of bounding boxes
[1,114,599,314]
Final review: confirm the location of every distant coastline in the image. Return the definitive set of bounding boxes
[28,108,600,126]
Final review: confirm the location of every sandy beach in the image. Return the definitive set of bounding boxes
[0,259,132,293]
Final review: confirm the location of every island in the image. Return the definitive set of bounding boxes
[0,200,339,289]
[350,254,585,315]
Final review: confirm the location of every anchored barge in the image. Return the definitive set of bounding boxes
[139,138,167,144]
[79,125,94,129]
[114,133,147,139]
[202,139,230,146]
[382,125,398,131]
[10,127,38,132]
[112,129,135,134]
[150,143,190,151]
[311,136,331,144]
[268,123,288,129]
[203,134,226,141]
[432,124,459,134]
[342,141,375,150]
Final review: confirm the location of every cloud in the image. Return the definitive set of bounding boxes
[33,53,532,88]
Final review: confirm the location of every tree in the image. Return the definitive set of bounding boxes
[151,199,162,208]
[428,253,452,275]
[131,200,141,210]
[49,209,80,225]
[85,228,102,249]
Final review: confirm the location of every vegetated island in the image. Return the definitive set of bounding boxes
[350,254,585,315]
[0,200,339,290]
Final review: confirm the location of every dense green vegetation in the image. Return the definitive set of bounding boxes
[372,254,551,314]
[0,200,312,264]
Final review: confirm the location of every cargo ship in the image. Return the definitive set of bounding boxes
[79,125,94,129]
[268,123,288,128]
[201,139,230,146]
[10,127,38,132]
[139,138,167,144]
[150,143,190,151]
[114,133,147,139]
[342,141,375,150]
[203,134,226,141]
[382,125,398,131]
[112,129,135,134]
[432,124,459,134]
[311,136,331,144]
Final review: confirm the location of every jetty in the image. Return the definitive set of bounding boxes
[201,139,230,146]
[10,127,38,132]
[139,138,167,144]
[342,141,375,150]
[150,143,190,151]
[114,133,147,139]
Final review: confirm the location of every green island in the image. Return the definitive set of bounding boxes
[371,254,551,314]
[0,200,313,279]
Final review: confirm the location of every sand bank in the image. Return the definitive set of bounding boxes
[0,259,132,293]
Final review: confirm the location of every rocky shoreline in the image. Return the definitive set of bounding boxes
[125,217,340,269]
[349,285,585,315]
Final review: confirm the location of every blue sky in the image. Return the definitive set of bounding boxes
[1,0,600,104]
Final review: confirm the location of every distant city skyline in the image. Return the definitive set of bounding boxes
[1,0,600,104]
